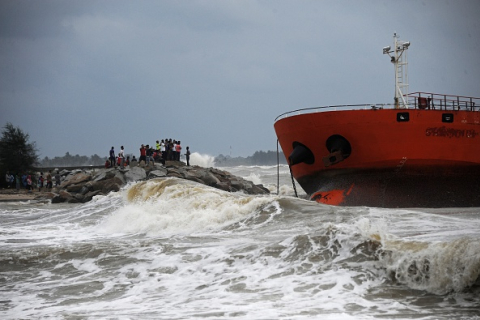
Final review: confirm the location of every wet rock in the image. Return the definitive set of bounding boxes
[74,193,85,202]
[62,172,92,188]
[66,184,84,193]
[166,167,183,178]
[93,169,115,182]
[59,190,73,200]
[230,179,246,191]
[34,192,56,201]
[80,184,93,195]
[79,184,90,195]
[247,184,270,195]
[51,194,66,203]
[199,171,220,186]
[90,179,110,192]
[84,190,103,202]
[214,182,232,192]
[101,178,122,194]
[148,171,167,178]
[184,171,204,184]
[59,169,71,177]
[51,190,74,203]
[124,167,147,183]
[114,171,126,185]
[67,197,80,203]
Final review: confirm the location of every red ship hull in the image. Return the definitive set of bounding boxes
[274,105,480,207]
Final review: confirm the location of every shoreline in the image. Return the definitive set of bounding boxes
[0,188,54,202]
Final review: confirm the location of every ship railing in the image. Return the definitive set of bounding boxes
[275,104,396,121]
[405,92,480,111]
[275,93,480,122]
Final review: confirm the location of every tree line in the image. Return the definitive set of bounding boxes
[0,123,39,177]
[39,153,105,167]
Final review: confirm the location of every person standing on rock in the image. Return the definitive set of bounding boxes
[118,146,125,168]
[175,141,182,161]
[55,171,61,186]
[109,146,116,168]
[185,146,191,166]
[130,155,137,167]
[172,141,177,161]
[149,145,155,165]
[160,140,166,161]
[139,144,146,164]
[168,140,175,161]
[164,140,170,161]
[38,173,44,191]
[146,145,151,166]
[26,175,32,192]
[46,170,53,189]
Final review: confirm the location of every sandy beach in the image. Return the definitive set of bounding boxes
[0,188,52,202]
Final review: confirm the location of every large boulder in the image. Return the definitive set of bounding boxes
[74,193,85,202]
[66,183,85,193]
[62,172,92,188]
[214,182,232,192]
[124,167,147,183]
[90,177,123,193]
[93,168,116,182]
[114,171,126,184]
[51,190,74,203]
[148,168,167,178]
[90,179,110,192]
[84,190,103,202]
[102,178,122,193]
[246,184,270,195]
[202,172,220,186]
[59,169,71,177]
[183,171,204,184]
[166,167,183,178]
[51,194,66,203]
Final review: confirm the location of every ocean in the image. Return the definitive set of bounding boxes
[1,154,479,319]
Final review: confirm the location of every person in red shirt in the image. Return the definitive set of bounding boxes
[175,141,182,161]
[139,144,146,163]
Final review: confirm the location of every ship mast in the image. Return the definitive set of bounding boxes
[383,33,410,109]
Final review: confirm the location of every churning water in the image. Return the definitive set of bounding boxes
[1,160,479,319]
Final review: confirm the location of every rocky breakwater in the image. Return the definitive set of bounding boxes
[44,161,269,204]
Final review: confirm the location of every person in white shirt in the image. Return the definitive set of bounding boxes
[118,146,125,168]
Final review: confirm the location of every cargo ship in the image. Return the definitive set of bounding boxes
[274,34,480,208]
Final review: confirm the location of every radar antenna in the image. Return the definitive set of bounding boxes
[383,33,410,109]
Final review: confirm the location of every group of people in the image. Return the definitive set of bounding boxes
[107,139,191,168]
[106,146,129,168]
[5,170,60,192]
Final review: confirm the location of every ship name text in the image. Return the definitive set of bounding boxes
[425,126,479,138]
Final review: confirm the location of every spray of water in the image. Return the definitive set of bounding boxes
[188,152,215,168]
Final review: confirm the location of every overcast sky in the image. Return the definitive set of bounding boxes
[1,0,479,159]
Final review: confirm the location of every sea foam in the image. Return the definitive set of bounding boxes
[99,178,275,236]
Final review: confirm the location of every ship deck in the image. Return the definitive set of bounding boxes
[275,92,480,122]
